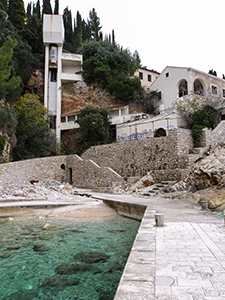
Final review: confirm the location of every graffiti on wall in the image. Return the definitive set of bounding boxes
[117,125,176,142]
[118,129,151,143]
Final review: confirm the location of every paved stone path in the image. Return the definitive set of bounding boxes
[0,191,225,299]
[88,193,225,300]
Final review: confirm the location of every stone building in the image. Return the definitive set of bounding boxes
[134,67,160,90]
[117,66,225,142]
[149,66,225,114]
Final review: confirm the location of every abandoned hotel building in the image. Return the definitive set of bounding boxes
[42,14,225,146]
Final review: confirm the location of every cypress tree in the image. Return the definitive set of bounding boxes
[36,0,41,19]
[74,11,83,50]
[54,0,59,14]
[26,2,32,17]
[42,0,52,15]
[63,6,73,51]
[88,8,102,40]
[8,0,26,31]
[112,29,115,44]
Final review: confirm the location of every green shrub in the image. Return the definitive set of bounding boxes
[192,125,205,147]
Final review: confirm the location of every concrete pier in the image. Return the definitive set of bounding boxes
[90,193,225,300]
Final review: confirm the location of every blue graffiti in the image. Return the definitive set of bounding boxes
[118,129,151,142]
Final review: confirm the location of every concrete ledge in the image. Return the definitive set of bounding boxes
[103,199,147,221]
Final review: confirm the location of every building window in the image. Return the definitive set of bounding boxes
[178,79,188,97]
[148,74,152,82]
[157,92,162,100]
[223,89,225,98]
[139,72,143,80]
[49,116,56,129]
[194,79,204,95]
[50,68,57,82]
[211,85,217,95]
[165,72,169,78]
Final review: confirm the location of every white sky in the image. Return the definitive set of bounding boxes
[25,0,225,77]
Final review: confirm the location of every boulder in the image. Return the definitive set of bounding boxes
[56,261,100,275]
[33,244,48,252]
[41,275,79,287]
[73,251,110,263]
[3,289,38,300]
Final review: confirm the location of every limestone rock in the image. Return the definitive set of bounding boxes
[73,251,110,263]
[41,275,79,287]
[42,223,52,230]
[128,172,154,193]
[56,261,100,275]
[33,244,48,252]
[3,289,39,300]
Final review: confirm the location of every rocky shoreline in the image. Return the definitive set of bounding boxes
[1,145,225,212]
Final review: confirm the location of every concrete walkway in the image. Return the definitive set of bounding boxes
[0,192,225,299]
[88,192,225,300]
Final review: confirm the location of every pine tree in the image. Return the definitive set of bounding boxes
[42,0,52,15]
[88,8,102,40]
[0,37,21,100]
[8,0,26,31]
[54,0,59,14]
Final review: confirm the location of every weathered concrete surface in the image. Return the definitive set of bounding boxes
[86,192,225,300]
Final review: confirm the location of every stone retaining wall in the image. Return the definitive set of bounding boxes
[0,155,123,192]
[82,129,193,181]
[201,121,225,148]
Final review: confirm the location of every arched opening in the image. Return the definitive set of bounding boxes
[194,79,204,95]
[178,79,188,97]
[61,164,65,170]
[69,168,73,184]
[154,128,167,138]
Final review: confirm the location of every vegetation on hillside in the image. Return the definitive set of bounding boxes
[0,0,155,160]
[76,106,111,154]
[12,93,56,160]
[175,96,218,146]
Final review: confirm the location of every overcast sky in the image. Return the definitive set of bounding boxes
[25,0,225,77]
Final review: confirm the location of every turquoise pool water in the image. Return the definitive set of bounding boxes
[0,210,140,300]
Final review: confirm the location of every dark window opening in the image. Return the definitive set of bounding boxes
[223,89,225,98]
[148,74,152,82]
[49,116,56,129]
[50,68,57,82]
[139,72,143,80]
[179,79,188,97]
[61,164,65,170]
[154,128,167,138]
[157,92,162,101]
[165,72,169,78]
[212,85,217,95]
[69,168,73,184]
[194,79,204,95]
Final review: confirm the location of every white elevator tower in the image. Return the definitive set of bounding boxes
[43,14,65,142]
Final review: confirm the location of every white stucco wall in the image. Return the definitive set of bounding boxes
[150,66,225,113]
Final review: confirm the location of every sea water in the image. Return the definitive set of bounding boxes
[0,209,140,300]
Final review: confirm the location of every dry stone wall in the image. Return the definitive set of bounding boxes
[82,129,193,181]
[0,154,124,193]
